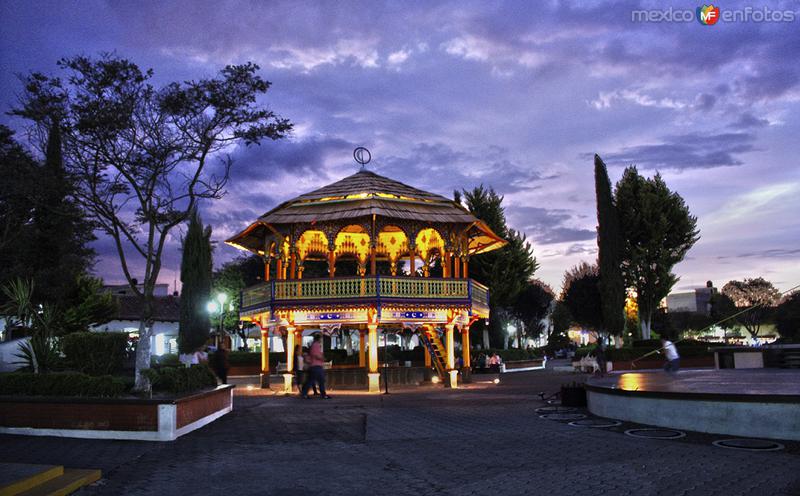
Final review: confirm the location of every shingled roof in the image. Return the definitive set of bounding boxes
[226,169,506,255]
[259,170,475,224]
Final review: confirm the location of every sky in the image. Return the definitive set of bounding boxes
[1,0,799,295]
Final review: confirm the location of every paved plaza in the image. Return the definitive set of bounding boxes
[3,369,799,496]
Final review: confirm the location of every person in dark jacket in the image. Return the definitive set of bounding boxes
[211,346,230,384]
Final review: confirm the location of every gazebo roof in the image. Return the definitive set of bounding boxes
[226,169,506,255]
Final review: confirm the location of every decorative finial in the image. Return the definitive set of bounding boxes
[353,147,371,170]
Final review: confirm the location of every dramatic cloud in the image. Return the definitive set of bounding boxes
[599,132,757,170]
[1,0,798,291]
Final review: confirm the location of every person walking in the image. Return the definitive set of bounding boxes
[211,346,230,384]
[594,339,607,377]
[302,334,331,399]
[661,338,681,374]
[295,346,305,393]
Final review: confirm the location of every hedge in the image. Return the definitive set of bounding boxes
[62,332,129,376]
[574,342,714,361]
[0,372,128,397]
[143,364,218,394]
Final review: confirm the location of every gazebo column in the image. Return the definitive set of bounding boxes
[283,326,296,394]
[276,258,284,280]
[289,251,297,280]
[359,329,367,368]
[263,256,271,281]
[445,324,457,388]
[328,248,336,278]
[461,326,472,383]
[370,243,377,275]
[260,327,270,388]
[367,323,380,393]
[454,255,461,278]
[409,249,416,277]
[442,251,450,278]
[463,256,469,278]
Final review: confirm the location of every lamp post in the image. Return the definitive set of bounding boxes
[207,293,229,349]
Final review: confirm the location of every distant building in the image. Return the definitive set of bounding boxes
[666,281,716,316]
[91,294,180,355]
[102,282,171,297]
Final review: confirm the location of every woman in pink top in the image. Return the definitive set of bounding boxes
[301,334,331,399]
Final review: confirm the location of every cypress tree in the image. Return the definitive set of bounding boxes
[179,209,212,353]
[594,154,626,340]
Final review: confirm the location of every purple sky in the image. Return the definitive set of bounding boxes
[1,1,798,294]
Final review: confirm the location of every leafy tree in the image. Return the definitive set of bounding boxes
[774,291,800,342]
[615,167,699,339]
[721,278,780,339]
[594,155,625,338]
[0,123,94,306]
[561,263,604,337]
[179,210,212,354]
[13,54,291,390]
[547,300,573,350]
[709,292,738,341]
[212,254,264,350]
[461,186,538,348]
[512,279,554,345]
[60,275,118,335]
[0,126,37,263]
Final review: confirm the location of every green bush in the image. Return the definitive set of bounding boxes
[151,353,181,367]
[0,372,128,397]
[61,332,129,376]
[143,364,218,394]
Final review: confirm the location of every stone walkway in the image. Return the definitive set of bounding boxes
[2,371,798,495]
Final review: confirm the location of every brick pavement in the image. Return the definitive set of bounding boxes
[2,371,798,496]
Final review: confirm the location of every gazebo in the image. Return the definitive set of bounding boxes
[226,161,506,392]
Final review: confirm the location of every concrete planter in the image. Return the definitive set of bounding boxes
[0,385,233,441]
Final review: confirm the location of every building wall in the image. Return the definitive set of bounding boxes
[666,292,698,313]
[90,320,179,356]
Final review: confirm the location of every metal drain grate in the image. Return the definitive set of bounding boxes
[624,428,686,439]
[535,406,576,414]
[539,413,587,421]
[568,419,622,428]
[712,439,785,451]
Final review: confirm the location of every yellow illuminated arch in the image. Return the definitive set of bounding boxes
[377,226,408,263]
[335,225,370,264]
[296,230,329,261]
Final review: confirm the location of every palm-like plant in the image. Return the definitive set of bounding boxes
[1,279,61,373]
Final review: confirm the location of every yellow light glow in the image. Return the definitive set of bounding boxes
[335,227,370,263]
[296,230,329,260]
[431,376,440,384]
[493,378,500,384]
[377,227,408,262]
[618,373,645,391]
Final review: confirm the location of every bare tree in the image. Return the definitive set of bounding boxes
[13,55,291,389]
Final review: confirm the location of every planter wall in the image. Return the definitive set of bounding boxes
[0,385,234,441]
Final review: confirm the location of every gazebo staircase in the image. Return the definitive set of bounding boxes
[419,329,447,380]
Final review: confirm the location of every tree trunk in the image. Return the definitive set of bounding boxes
[482,329,490,349]
[640,318,651,340]
[134,308,153,391]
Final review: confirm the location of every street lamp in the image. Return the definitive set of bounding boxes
[208,293,229,348]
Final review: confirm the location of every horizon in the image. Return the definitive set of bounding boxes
[1,0,798,294]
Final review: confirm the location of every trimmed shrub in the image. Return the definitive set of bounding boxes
[151,353,182,367]
[61,332,129,376]
[143,364,218,394]
[0,372,127,397]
